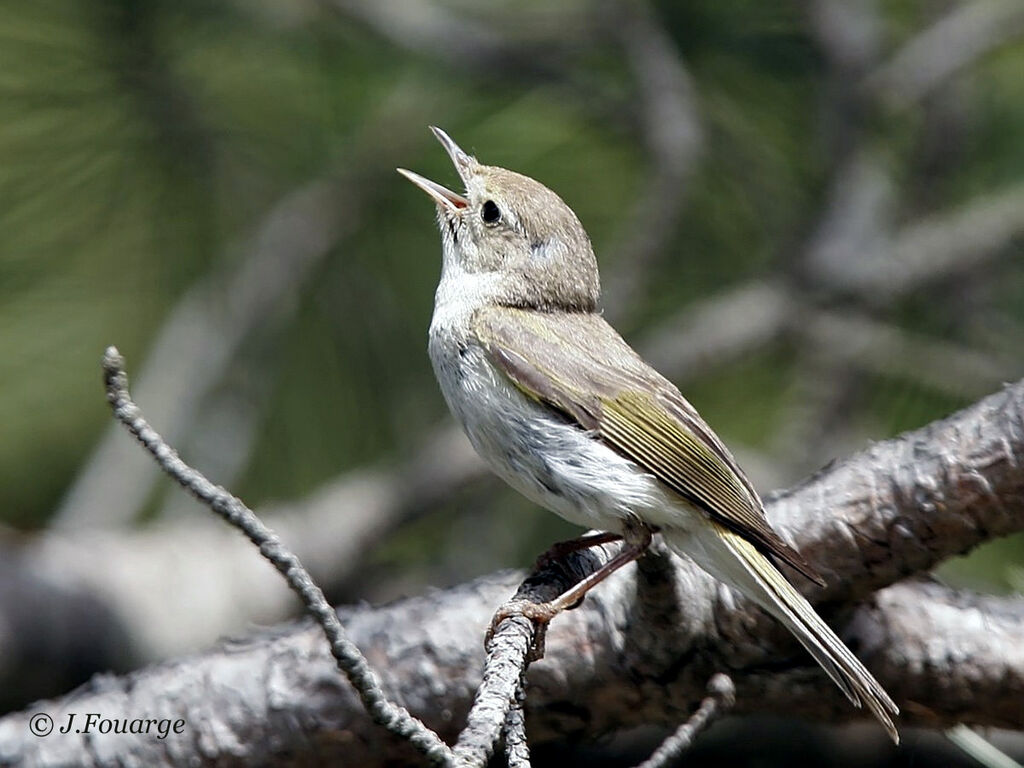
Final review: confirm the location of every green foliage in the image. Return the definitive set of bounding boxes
[0,0,1021,591]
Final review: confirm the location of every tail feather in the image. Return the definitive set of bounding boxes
[665,523,899,743]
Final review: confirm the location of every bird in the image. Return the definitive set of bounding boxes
[397,126,899,742]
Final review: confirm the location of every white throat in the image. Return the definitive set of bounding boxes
[429,259,503,336]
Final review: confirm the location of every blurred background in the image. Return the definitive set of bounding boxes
[1,0,1023,764]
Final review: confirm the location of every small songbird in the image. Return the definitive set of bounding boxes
[398,127,898,742]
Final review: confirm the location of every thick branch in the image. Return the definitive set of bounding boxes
[765,377,1024,604]
[2,379,1022,766]
[0,574,1018,767]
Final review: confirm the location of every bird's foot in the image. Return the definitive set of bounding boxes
[487,526,654,661]
[533,531,623,571]
[485,599,563,662]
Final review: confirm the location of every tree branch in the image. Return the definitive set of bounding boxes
[54,179,347,530]
[867,0,1024,108]
[1,377,1022,766]
[98,347,453,765]
[764,377,1024,603]
[0,574,1019,766]
[634,673,735,768]
[502,672,531,768]
[809,183,1024,303]
[599,0,702,319]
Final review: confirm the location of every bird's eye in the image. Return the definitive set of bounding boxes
[481,200,501,224]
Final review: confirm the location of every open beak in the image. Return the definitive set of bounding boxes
[429,126,474,181]
[396,126,473,212]
[396,168,468,212]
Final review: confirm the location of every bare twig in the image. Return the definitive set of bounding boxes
[637,281,792,381]
[56,88,430,531]
[809,182,1024,303]
[56,180,346,530]
[452,622,529,767]
[946,725,1023,768]
[867,0,1024,108]
[2,575,1021,765]
[502,673,531,768]
[451,541,618,767]
[100,347,453,766]
[2,374,1023,765]
[635,674,736,768]
[601,0,702,318]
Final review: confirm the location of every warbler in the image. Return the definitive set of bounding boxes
[398,127,898,742]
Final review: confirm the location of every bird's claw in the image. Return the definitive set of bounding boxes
[485,599,562,662]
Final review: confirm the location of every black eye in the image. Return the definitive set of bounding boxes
[481,200,501,224]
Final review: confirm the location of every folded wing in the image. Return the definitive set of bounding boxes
[474,306,823,585]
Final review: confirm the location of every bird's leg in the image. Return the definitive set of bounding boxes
[533,530,623,571]
[487,525,653,661]
[539,525,652,615]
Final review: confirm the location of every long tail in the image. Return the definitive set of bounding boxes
[664,523,899,743]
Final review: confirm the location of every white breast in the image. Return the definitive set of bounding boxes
[427,295,691,535]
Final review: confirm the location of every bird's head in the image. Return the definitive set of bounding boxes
[398,127,600,313]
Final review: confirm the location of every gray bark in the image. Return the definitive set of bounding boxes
[1,378,1022,766]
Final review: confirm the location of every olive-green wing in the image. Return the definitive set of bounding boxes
[474,306,823,585]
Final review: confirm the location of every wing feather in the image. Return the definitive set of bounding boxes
[474,306,823,585]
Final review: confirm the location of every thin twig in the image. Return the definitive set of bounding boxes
[866,0,1024,108]
[452,541,617,766]
[946,725,1023,768]
[600,0,701,320]
[807,181,1024,301]
[100,346,453,766]
[452,620,530,768]
[635,674,736,768]
[59,181,346,529]
[6,368,1024,765]
[503,671,532,768]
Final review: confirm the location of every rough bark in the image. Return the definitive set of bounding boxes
[0,576,1020,767]
[0,378,1022,766]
